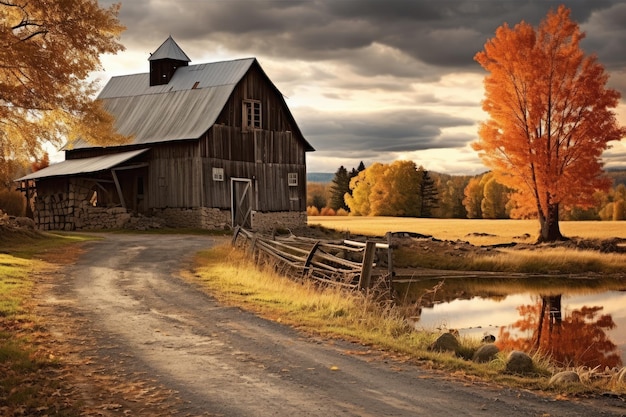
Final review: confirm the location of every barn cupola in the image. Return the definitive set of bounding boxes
[148,36,191,86]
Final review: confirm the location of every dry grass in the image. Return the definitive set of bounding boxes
[188,244,561,384]
[471,247,626,274]
[308,217,626,245]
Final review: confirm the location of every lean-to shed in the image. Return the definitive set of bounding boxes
[17,36,314,231]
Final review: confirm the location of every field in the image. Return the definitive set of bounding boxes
[308,217,626,245]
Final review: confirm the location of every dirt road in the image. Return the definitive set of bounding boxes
[41,233,626,416]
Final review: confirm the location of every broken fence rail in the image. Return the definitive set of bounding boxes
[231,227,392,289]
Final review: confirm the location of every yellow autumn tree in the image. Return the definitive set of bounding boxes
[345,163,384,216]
[474,6,625,242]
[0,0,128,168]
[346,161,422,217]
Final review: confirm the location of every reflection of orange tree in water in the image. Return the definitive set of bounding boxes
[497,295,622,368]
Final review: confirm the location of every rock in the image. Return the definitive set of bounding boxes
[15,217,35,229]
[482,334,496,343]
[429,332,460,354]
[472,343,499,363]
[549,371,580,385]
[505,351,534,374]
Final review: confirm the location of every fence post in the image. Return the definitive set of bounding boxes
[387,233,394,282]
[303,241,320,276]
[231,225,241,246]
[358,241,377,289]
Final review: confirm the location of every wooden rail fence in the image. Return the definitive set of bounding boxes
[232,226,392,290]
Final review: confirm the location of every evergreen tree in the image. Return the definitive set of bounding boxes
[328,166,350,211]
[418,168,438,218]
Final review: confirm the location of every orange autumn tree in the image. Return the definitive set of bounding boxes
[0,0,128,167]
[473,6,625,242]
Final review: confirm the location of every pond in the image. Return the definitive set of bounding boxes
[396,277,626,368]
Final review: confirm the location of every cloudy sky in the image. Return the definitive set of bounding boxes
[91,0,626,175]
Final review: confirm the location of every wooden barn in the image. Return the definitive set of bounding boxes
[17,37,314,231]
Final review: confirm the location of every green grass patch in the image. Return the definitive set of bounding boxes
[0,230,96,416]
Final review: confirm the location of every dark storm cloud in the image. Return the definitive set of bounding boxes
[97,0,626,173]
[108,0,626,73]
[298,108,474,153]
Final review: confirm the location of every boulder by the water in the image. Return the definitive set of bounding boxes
[549,371,581,386]
[505,351,534,374]
[429,332,460,354]
[472,343,499,363]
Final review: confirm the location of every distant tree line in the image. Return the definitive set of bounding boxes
[307,163,626,221]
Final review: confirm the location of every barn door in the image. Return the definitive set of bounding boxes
[231,178,252,229]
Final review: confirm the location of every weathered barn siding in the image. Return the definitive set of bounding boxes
[214,64,297,133]
[145,142,203,208]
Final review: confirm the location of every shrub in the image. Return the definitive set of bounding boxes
[336,208,349,216]
[306,206,320,216]
[0,189,26,216]
[320,207,336,216]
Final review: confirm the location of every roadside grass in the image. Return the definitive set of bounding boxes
[0,230,92,416]
[189,244,564,390]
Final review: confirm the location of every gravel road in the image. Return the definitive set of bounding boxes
[41,233,626,416]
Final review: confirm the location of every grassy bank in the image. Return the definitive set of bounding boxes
[190,244,603,392]
[0,230,93,416]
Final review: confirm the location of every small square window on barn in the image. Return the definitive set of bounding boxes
[243,99,261,131]
[212,167,224,181]
[288,172,298,187]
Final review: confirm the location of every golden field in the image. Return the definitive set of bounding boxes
[308,217,626,245]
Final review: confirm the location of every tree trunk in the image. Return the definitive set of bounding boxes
[537,203,565,242]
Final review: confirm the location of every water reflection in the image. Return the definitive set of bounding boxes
[397,278,626,368]
[498,295,621,368]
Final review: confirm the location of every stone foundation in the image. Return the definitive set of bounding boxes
[150,207,231,229]
[32,179,306,231]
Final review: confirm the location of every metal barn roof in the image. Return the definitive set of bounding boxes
[67,58,257,150]
[17,148,149,181]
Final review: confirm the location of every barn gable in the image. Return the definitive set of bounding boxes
[19,37,313,232]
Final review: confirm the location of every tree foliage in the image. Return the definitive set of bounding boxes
[346,161,424,217]
[463,177,483,219]
[474,6,625,241]
[432,174,469,219]
[418,168,438,218]
[328,166,350,211]
[0,0,128,168]
[306,182,328,211]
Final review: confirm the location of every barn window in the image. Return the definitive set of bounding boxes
[243,99,261,130]
[288,172,298,187]
[212,167,224,181]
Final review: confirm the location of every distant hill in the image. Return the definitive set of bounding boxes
[607,168,626,187]
[307,172,334,183]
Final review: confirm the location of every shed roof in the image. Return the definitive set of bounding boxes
[17,148,149,181]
